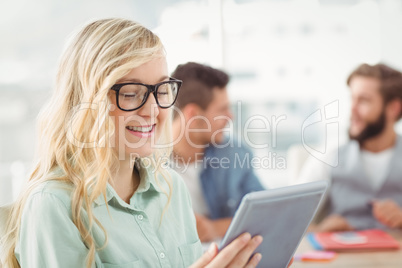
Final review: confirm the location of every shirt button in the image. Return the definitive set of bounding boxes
[159,252,165,259]
[138,215,144,220]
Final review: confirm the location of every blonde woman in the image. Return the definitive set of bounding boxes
[0,18,264,267]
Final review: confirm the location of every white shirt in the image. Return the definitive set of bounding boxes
[361,148,394,190]
[173,160,210,216]
[297,146,395,191]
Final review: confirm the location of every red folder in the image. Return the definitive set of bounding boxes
[307,229,400,251]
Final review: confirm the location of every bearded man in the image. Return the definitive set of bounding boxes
[298,63,402,232]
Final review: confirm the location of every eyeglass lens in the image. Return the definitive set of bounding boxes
[118,81,179,110]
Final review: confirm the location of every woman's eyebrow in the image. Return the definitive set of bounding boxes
[117,76,170,84]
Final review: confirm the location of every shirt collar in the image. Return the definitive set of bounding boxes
[93,158,164,206]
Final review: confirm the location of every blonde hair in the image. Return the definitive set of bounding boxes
[1,18,173,267]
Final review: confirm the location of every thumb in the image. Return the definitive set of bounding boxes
[372,198,386,205]
[189,242,218,268]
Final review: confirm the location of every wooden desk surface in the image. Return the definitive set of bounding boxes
[292,230,402,268]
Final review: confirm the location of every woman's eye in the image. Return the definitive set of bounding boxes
[121,93,137,98]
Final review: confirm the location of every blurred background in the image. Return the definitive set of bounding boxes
[1,0,402,205]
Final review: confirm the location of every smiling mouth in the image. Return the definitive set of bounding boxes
[126,125,155,133]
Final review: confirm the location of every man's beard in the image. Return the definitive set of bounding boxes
[349,110,386,144]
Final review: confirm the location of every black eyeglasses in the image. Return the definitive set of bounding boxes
[110,78,182,111]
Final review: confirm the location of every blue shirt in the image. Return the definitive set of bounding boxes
[201,142,265,219]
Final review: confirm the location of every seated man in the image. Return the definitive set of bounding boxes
[299,63,402,232]
[171,62,265,242]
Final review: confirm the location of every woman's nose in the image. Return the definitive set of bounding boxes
[137,92,160,117]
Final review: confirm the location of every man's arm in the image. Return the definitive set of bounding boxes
[195,214,232,242]
[239,149,265,193]
[310,214,354,232]
[372,199,402,229]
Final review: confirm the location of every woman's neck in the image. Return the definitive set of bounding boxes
[112,158,140,204]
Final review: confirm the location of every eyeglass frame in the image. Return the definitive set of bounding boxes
[110,77,182,111]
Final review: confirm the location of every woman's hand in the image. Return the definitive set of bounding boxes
[190,232,263,268]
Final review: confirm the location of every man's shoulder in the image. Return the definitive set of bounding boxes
[206,140,253,158]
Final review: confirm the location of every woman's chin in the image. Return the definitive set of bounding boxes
[126,148,153,160]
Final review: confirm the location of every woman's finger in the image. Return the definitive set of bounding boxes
[206,232,251,267]
[244,253,262,268]
[189,243,218,268]
[227,235,263,267]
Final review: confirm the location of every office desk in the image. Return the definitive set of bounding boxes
[292,230,402,268]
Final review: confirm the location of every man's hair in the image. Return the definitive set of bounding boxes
[171,62,229,112]
[347,63,402,119]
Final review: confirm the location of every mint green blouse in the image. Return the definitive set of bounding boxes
[15,163,203,267]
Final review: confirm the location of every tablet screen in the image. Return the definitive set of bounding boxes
[219,181,328,268]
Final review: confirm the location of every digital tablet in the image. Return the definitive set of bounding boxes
[219,181,328,268]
